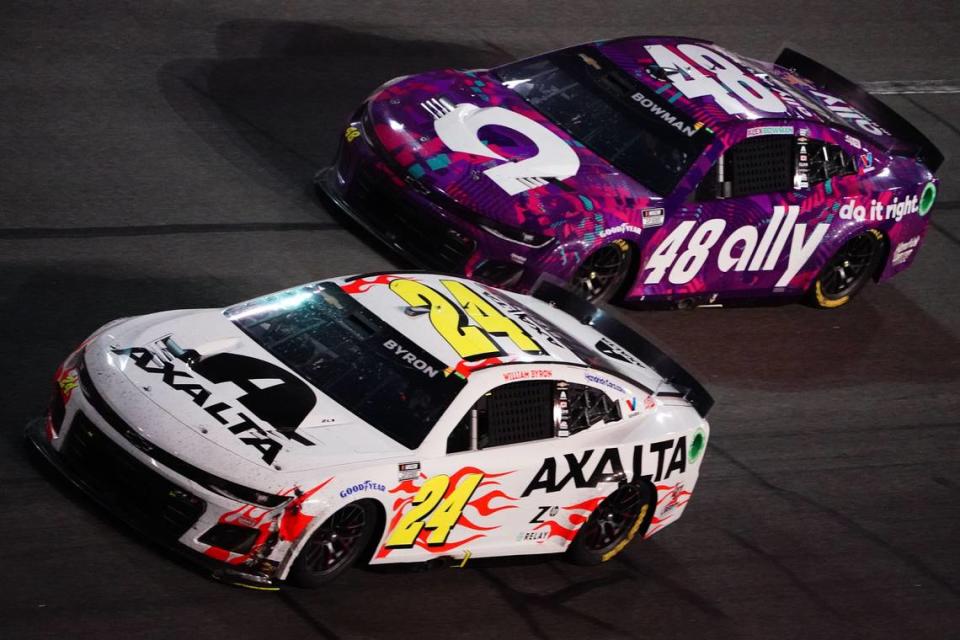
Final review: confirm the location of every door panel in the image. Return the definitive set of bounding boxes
[637,134,838,298]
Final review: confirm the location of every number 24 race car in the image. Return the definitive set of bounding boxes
[29,273,711,589]
[317,36,942,308]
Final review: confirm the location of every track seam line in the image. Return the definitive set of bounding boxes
[903,95,960,139]
[0,221,342,240]
[710,443,960,599]
[932,220,960,249]
[167,71,322,169]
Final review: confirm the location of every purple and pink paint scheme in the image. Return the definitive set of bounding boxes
[316,36,941,307]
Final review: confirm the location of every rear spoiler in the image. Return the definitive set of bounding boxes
[532,280,714,417]
[775,48,944,173]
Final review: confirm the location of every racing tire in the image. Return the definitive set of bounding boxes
[570,240,634,305]
[288,500,377,588]
[809,229,884,309]
[567,481,654,565]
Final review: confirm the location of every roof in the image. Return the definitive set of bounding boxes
[331,272,588,371]
[330,273,705,411]
[592,36,847,132]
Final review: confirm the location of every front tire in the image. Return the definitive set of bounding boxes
[568,482,654,565]
[570,240,634,304]
[809,229,883,309]
[288,500,377,588]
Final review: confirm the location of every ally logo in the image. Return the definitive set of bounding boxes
[642,205,830,288]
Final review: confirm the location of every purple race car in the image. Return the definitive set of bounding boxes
[316,36,942,308]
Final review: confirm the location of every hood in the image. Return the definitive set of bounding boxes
[89,309,407,481]
[365,69,662,241]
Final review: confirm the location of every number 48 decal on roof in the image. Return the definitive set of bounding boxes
[645,44,787,116]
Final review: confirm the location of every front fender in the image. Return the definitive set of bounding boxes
[274,483,392,581]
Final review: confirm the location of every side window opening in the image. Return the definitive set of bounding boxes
[800,138,856,186]
[445,379,622,453]
[558,382,621,436]
[727,135,795,197]
[696,134,795,200]
[447,381,555,453]
[695,159,720,201]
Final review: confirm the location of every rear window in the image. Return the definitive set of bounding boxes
[226,283,466,449]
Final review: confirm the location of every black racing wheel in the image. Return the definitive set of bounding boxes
[567,482,654,565]
[288,500,377,587]
[570,240,634,304]
[809,229,884,309]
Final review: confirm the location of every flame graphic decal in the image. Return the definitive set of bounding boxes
[377,466,518,558]
[340,274,403,294]
[645,482,692,538]
[444,356,508,379]
[532,495,606,543]
[203,478,333,565]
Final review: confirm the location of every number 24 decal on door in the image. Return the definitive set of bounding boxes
[385,473,485,548]
[645,44,787,116]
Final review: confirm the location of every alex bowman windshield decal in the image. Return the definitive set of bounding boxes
[629,92,703,137]
[113,347,318,464]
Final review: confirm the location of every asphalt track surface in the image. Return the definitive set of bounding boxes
[2,2,959,639]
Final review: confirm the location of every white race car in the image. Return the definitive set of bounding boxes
[28,273,712,589]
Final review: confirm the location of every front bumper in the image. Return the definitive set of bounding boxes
[315,118,562,291]
[27,401,281,590]
[315,165,480,276]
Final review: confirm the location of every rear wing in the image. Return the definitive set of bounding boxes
[775,48,944,173]
[532,281,714,417]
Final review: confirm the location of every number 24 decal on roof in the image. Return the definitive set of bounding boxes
[390,279,545,360]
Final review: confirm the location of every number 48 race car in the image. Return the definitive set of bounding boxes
[29,273,711,589]
[317,36,942,308]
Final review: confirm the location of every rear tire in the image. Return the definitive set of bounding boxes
[570,240,634,304]
[567,482,654,565]
[809,229,883,309]
[288,500,377,588]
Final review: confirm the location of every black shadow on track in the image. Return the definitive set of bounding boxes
[632,281,960,393]
[156,21,510,264]
[0,262,251,443]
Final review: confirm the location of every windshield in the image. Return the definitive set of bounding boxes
[494,46,713,195]
[226,282,466,449]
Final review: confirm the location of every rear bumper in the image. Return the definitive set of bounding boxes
[25,415,279,590]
